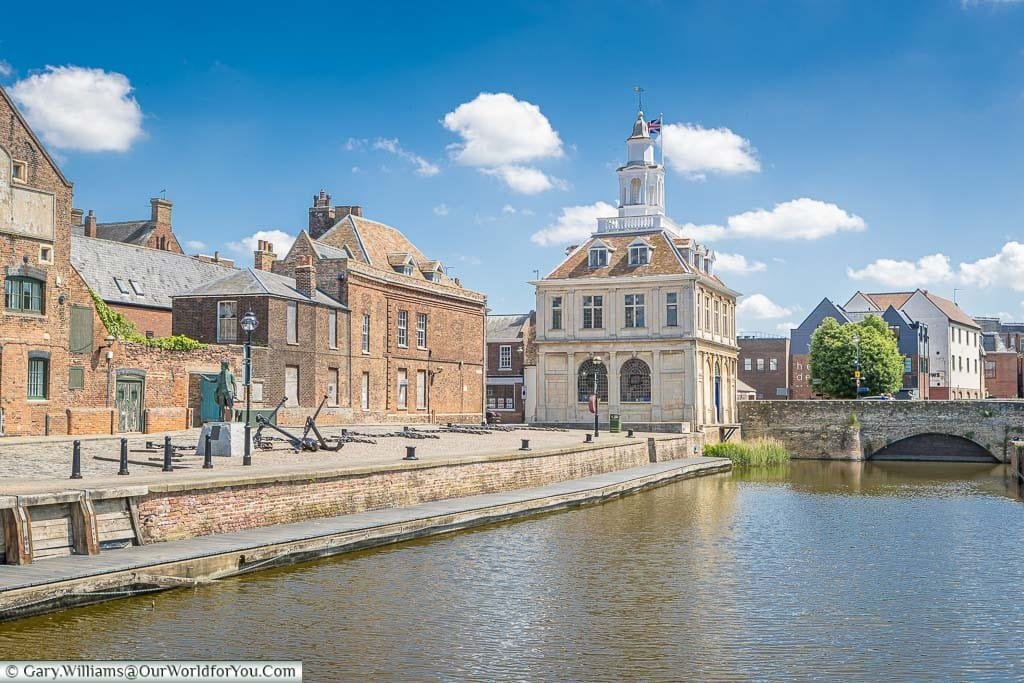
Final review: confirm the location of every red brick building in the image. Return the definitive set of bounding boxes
[74,197,183,253]
[485,313,533,422]
[737,336,790,400]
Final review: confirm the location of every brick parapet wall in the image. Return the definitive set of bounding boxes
[135,435,700,543]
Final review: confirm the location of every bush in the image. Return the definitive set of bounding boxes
[704,438,790,466]
[89,289,206,351]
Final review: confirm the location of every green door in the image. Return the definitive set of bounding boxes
[115,379,144,432]
[199,374,221,423]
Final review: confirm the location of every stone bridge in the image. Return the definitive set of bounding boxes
[739,400,1024,462]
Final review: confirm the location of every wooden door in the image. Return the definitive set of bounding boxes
[115,379,144,432]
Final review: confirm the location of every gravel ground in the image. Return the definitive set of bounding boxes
[0,424,657,492]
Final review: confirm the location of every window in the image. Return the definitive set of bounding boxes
[5,277,44,314]
[361,372,370,410]
[397,310,408,347]
[704,295,711,331]
[68,366,85,390]
[327,368,339,406]
[499,345,512,370]
[487,384,516,410]
[744,358,752,371]
[328,309,338,348]
[769,358,778,372]
[416,370,428,410]
[713,300,720,334]
[287,301,298,344]
[129,280,145,296]
[757,358,765,372]
[551,296,563,330]
[588,248,608,268]
[629,177,641,204]
[577,360,608,402]
[11,160,27,182]
[985,360,997,379]
[624,293,645,328]
[582,295,603,329]
[284,366,299,407]
[70,305,93,354]
[958,356,963,372]
[114,277,130,294]
[39,245,53,264]
[620,358,651,403]
[628,245,650,266]
[904,357,913,374]
[27,357,48,400]
[397,369,408,409]
[217,301,237,343]
[665,292,678,327]
[416,313,428,348]
[401,264,414,276]
[361,314,370,353]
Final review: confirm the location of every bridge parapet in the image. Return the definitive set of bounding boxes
[739,400,1024,462]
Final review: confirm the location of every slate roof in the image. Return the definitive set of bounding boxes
[175,268,346,309]
[487,313,531,343]
[71,235,235,310]
[92,220,156,246]
[311,241,351,260]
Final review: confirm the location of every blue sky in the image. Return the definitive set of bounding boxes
[2,0,1023,331]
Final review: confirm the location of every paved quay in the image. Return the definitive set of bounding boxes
[0,425,656,495]
[0,456,729,619]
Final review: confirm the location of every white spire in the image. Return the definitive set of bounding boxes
[617,109,665,218]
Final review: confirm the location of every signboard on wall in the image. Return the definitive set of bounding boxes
[0,147,55,242]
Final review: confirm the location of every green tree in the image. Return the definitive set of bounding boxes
[808,315,904,398]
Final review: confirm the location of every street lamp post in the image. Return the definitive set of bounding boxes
[852,333,861,398]
[240,310,259,466]
[591,355,603,438]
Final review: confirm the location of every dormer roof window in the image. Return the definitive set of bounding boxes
[627,239,653,266]
[589,247,609,268]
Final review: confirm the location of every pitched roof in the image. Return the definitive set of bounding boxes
[311,240,351,260]
[857,292,915,311]
[71,234,235,310]
[92,220,156,246]
[919,290,979,328]
[0,86,71,188]
[175,268,346,309]
[547,231,688,279]
[487,313,531,342]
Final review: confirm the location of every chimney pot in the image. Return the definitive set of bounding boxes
[85,210,97,238]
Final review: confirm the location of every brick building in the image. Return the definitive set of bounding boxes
[73,197,183,253]
[737,336,790,400]
[485,313,533,423]
[977,317,1022,398]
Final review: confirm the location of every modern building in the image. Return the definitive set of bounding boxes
[736,378,757,402]
[485,313,533,423]
[529,110,740,438]
[737,335,790,400]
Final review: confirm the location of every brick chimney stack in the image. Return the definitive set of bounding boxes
[294,255,316,299]
[71,208,84,227]
[151,197,173,226]
[308,189,336,240]
[253,239,277,271]
[334,205,362,219]
[85,210,97,238]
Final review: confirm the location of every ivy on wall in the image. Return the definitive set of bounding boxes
[88,289,206,351]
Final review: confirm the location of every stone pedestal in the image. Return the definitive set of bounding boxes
[196,422,246,457]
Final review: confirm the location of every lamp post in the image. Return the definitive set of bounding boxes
[852,333,861,398]
[591,355,603,438]
[240,310,258,466]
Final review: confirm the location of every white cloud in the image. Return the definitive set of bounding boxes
[443,92,563,166]
[344,137,365,151]
[433,203,450,216]
[713,251,767,274]
[959,241,1024,291]
[480,165,565,194]
[846,253,954,288]
[0,60,12,78]
[737,293,793,319]
[502,204,516,214]
[184,240,207,251]
[226,229,296,261]
[674,222,728,241]
[661,123,760,180]
[372,138,439,177]
[530,201,616,246]
[9,65,144,152]
[726,198,866,240]
[776,321,798,333]
[350,166,362,174]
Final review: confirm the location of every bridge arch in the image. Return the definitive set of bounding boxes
[868,432,998,463]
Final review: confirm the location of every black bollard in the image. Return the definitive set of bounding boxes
[203,434,213,469]
[403,446,418,461]
[627,429,635,438]
[162,435,174,472]
[520,439,531,451]
[584,433,593,443]
[118,438,130,476]
[341,428,348,437]
[70,440,83,480]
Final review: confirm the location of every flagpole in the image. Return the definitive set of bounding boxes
[659,111,664,167]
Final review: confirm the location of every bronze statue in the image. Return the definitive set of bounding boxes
[214,361,236,421]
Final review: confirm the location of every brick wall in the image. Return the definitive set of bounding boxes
[738,338,789,399]
[107,303,172,338]
[984,351,1020,398]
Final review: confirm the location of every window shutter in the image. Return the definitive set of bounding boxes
[70,305,93,354]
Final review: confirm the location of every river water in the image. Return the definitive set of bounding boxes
[1,461,1022,681]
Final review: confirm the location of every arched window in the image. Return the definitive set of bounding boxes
[577,360,608,403]
[620,358,651,403]
[629,178,641,205]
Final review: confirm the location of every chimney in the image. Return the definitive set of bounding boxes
[71,208,84,226]
[334,205,362,219]
[151,197,173,226]
[294,255,316,299]
[254,239,277,271]
[308,189,336,240]
[85,210,97,238]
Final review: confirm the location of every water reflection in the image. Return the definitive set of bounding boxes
[0,462,1021,682]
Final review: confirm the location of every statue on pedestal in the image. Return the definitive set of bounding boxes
[214,361,236,421]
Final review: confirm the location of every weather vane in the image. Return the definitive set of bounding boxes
[633,85,644,112]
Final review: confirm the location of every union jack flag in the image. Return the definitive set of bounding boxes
[648,118,662,135]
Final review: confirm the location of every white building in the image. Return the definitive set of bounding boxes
[526,111,740,437]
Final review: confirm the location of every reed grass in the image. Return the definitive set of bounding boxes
[704,437,790,466]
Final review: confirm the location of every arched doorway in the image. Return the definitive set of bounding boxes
[869,433,998,463]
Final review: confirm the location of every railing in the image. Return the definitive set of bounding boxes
[596,215,663,233]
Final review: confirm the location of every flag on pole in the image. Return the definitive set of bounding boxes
[648,117,662,135]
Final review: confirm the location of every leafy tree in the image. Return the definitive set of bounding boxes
[808,315,904,398]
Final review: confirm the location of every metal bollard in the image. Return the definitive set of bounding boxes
[341,428,348,437]
[584,433,593,443]
[520,439,531,451]
[70,440,83,480]
[203,434,213,469]
[118,438,130,476]
[403,446,418,461]
[627,429,635,438]
[162,435,174,472]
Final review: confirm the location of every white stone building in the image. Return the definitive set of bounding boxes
[526,112,740,437]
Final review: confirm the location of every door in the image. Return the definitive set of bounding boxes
[361,372,370,410]
[199,374,221,423]
[115,379,144,432]
[285,366,299,407]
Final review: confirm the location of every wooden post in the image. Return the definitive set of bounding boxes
[2,506,33,565]
[70,498,100,556]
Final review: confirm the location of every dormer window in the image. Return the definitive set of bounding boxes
[628,243,651,266]
[589,248,609,268]
[401,264,414,276]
